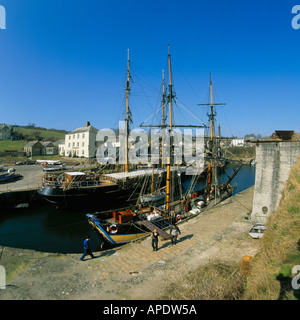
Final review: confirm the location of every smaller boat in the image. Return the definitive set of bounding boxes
[42,160,66,172]
[0,168,22,183]
[87,196,204,248]
[249,223,266,239]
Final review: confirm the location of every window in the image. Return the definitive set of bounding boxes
[69,135,71,140]
[68,143,71,147]
[82,134,85,139]
[82,150,84,155]
[82,142,84,147]
[73,142,75,147]
[77,142,79,147]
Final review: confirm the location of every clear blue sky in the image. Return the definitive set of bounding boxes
[0,0,299,137]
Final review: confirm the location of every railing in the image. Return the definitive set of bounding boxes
[41,178,104,189]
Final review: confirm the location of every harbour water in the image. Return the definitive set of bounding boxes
[0,164,255,254]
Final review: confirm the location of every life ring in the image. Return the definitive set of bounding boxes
[109,224,118,234]
[176,215,182,222]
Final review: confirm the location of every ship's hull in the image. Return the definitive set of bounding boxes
[88,217,151,245]
[37,184,136,208]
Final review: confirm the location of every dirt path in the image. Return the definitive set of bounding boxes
[0,187,258,300]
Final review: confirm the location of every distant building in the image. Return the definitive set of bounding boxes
[24,140,65,157]
[0,124,13,140]
[231,138,245,147]
[64,121,99,158]
[40,141,56,155]
[54,139,65,156]
[24,141,44,157]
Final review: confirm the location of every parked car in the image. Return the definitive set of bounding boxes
[249,223,267,239]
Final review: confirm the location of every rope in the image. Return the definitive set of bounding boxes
[232,195,252,213]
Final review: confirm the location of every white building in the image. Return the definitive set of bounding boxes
[54,140,65,156]
[231,138,245,147]
[65,121,99,158]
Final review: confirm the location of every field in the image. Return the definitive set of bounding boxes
[0,140,26,152]
[0,126,66,154]
[14,127,66,141]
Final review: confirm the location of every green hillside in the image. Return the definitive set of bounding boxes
[13,126,67,141]
[0,140,27,152]
[0,126,67,153]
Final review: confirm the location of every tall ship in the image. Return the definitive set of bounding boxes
[86,45,243,248]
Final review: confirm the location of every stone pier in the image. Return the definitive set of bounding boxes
[251,138,300,222]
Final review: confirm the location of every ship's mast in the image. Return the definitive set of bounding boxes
[198,73,225,202]
[207,73,215,198]
[139,45,206,209]
[125,49,132,172]
[160,70,167,168]
[209,73,215,141]
[167,44,173,131]
[166,45,173,211]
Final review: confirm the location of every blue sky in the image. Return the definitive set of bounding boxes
[0,0,299,137]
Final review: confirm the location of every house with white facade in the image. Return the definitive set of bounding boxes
[64,121,99,158]
[54,140,65,156]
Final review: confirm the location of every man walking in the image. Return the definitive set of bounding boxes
[80,236,95,261]
[170,224,181,245]
[151,229,160,251]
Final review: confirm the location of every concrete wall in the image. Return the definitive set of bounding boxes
[251,141,300,222]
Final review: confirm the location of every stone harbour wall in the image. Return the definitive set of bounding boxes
[251,141,300,222]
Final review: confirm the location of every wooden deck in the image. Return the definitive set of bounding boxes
[139,219,171,241]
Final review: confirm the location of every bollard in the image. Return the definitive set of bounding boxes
[240,255,253,276]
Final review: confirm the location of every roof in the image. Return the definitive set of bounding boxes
[69,125,98,134]
[274,130,295,140]
[53,139,65,146]
[0,124,13,129]
[40,141,55,147]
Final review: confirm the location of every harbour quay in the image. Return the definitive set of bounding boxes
[0,165,45,208]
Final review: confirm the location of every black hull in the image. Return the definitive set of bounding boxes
[37,186,138,209]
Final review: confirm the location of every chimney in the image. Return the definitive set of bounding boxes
[86,121,90,127]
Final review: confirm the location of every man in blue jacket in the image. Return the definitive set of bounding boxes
[80,236,95,261]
